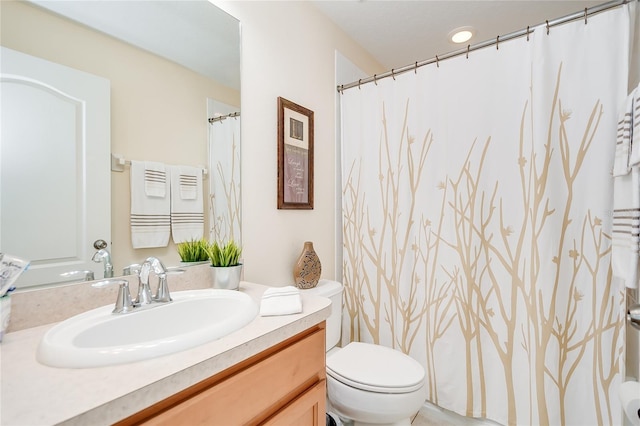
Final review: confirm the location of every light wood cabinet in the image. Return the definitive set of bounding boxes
[117,323,326,426]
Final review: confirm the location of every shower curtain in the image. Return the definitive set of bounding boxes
[208,116,241,243]
[340,7,630,426]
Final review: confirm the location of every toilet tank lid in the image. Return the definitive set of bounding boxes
[326,342,425,393]
[300,279,342,298]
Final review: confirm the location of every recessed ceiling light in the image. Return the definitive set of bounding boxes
[449,26,475,44]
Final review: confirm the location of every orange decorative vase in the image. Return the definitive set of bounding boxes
[293,241,321,289]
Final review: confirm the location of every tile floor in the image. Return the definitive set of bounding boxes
[411,406,458,426]
[328,403,502,426]
[411,404,503,426]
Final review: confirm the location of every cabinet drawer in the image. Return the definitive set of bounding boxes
[141,326,326,425]
[262,379,326,426]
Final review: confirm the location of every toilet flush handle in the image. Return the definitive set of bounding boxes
[628,304,640,330]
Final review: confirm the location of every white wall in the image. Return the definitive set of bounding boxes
[213,1,383,286]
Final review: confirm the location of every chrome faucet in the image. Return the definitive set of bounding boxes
[139,256,172,304]
[93,257,182,314]
[92,249,114,278]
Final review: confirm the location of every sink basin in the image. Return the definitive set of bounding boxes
[37,289,258,368]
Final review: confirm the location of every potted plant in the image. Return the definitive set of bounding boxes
[206,240,243,290]
[177,238,211,265]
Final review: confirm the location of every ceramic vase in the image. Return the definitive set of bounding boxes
[210,264,243,290]
[293,241,321,289]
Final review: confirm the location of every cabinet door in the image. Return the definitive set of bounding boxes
[261,380,326,426]
[139,327,325,426]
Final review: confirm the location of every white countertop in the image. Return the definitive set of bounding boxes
[0,282,331,426]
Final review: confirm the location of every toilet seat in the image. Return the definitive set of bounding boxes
[326,342,425,394]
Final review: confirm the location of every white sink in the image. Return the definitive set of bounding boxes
[37,289,258,368]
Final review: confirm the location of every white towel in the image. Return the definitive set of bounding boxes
[632,87,640,166]
[179,172,198,200]
[170,165,204,244]
[144,161,167,197]
[130,160,170,248]
[613,94,634,176]
[259,286,303,316]
[612,87,639,289]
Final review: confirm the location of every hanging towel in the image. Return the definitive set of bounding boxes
[130,160,171,248]
[259,286,303,316]
[179,173,198,200]
[629,86,640,167]
[170,165,204,243]
[144,162,167,197]
[612,86,639,289]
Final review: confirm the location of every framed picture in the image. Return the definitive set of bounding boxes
[277,97,314,209]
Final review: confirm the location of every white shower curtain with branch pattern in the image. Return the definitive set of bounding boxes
[209,116,241,243]
[340,7,630,426]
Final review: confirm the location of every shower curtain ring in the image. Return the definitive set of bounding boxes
[496,35,499,50]
[373,74,378,85]
[466,44,470,59]
[584,8,588,24]
[414,62,418,74]
[358,79,361,90]
[436,55,439,68]
[546,20,550,35]
[526,26,530,41]
[392,69,396,80]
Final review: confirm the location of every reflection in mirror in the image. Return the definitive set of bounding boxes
[0,0,240,288]
[208,101,242,244]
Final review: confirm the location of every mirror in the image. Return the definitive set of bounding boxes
[0,0,240,288]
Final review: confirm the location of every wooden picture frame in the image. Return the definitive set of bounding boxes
[277,97,314,209]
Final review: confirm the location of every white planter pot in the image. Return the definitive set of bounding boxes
[210,264,243,290]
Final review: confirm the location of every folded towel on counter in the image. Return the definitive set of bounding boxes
[259,286,303,316]
[612,86,639,289]
[170,165,204,244]
[144,161,167,197]
[130,160,171,248]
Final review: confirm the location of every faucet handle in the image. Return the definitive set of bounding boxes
[154,273,172,303]
[60,270,95,282]
[123,263,141,276]
[92,279,134,314]
[153,269,183,303]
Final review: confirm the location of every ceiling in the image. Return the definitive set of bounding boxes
[29,0,609,91]
[28,0,240,91]
[312,0,604,72]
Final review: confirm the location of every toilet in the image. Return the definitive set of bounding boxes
[305,280,426,426]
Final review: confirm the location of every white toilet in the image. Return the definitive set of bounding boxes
[305,280,426,426]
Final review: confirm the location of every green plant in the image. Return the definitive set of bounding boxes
[177,238,210,262]
[207,240,242,267]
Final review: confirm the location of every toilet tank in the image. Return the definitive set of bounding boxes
[302,279,343,351]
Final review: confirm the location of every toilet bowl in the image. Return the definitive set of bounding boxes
[304,280,426,426]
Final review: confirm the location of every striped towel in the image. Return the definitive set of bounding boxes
[179,172,198,200]
[130,161,170,248]
[612,86,639,289]
[144,162,166,197]
[170,166,204,244]
[631,86,640,167]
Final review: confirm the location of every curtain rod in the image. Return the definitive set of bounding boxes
[208,111,240,124]
[337,0,631,93]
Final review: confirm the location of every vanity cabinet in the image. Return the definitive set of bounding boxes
[118,323,326,426]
